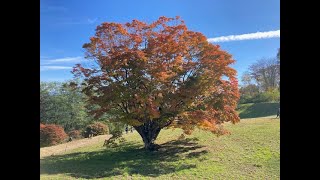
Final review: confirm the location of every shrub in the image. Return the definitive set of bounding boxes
[264,88,280,102]
[40,123,46,145]
[239,88,280,104]
[103,131,125,148]
[84,122,109,138]
[239,94,254,104]
[40,124,68,147]
[68,130,82,139]
[107,121,126,134]
[40,123,46,129]
[252,93,269,103]
[253,89,280,103]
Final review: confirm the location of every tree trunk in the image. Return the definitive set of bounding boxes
[134,121,161,151]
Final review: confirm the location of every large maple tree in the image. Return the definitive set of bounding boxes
[73,16,240,151]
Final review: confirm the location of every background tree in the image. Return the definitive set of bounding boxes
[276,48,280,89]
[241,71,253,86]
[239,84,259,97]
[40,82,59,124]
[40,81,91,131]
[73,16,240,151]
[239,48,280,104]
[248,58,279,91]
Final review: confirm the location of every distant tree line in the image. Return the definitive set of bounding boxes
[40,80,126,147]
[40,80,91,131]
[239,48,280,104]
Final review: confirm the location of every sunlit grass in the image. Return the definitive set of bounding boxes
[41,117,280,179]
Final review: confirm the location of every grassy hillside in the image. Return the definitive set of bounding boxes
[237,102,280,119]
[40,117,280,179]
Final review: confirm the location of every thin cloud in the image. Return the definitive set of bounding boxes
[58,18,100,25]
[41,56,83,65]
[40,66,73,71]
[40,5,67,13]
[60,21,88,25]
[88,18,98,24]
[42,17,101,27]
[40,56,49,59]
[207,30,280,43]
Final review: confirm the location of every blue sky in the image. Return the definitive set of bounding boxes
[40,0,280,83]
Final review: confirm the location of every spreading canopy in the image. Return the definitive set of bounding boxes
[73,16,240,137]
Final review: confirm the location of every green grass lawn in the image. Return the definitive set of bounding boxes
[40,117,280,179]
[237,102,280,119]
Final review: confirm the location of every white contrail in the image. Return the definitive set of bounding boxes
[40,66,72,71]
[207,30,280,43]
[41,56,83,65]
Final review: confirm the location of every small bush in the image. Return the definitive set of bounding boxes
[240,88,280,104]
[84,122,109,138]
[68,130,82,139]
[253,89,280,103]
[252,93,269,103]
[40,123,46,145]
[40,124,68,147]
[40,123,46,129]
[264,89,280,102]
[103,132,125,148]
[239,94,254,104]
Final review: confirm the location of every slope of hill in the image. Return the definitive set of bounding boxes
[237,102,280,119]
[40,117,280,179]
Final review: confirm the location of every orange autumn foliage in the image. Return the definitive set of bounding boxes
[73,16,240,140]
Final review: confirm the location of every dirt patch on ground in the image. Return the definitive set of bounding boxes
[40,134,111,159]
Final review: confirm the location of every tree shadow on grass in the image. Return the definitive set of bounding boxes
[41,137,208,179]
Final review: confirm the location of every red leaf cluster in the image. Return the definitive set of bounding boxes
[84,122,109,137]
[40,124,68,147]
[68,130,82,139]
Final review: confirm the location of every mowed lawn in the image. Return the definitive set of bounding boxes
[40,117,280,180]
[237,102,280,119]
